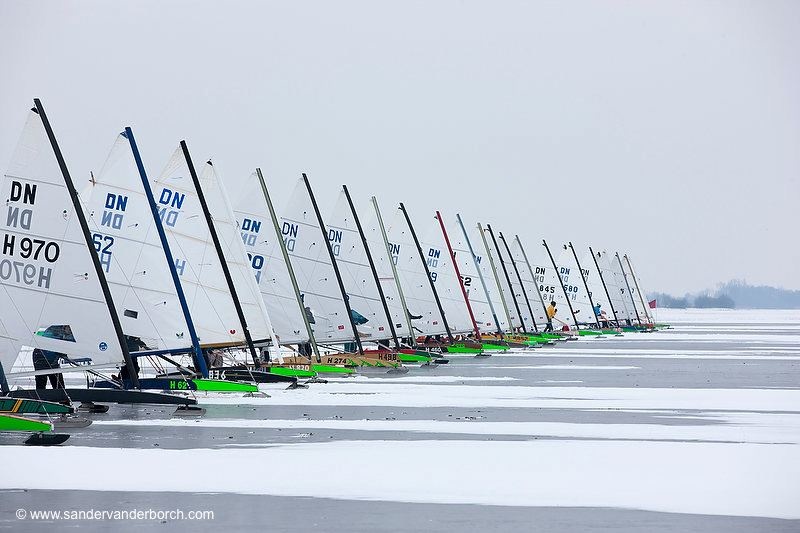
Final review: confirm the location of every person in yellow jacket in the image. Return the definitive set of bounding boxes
[544,300,557,332]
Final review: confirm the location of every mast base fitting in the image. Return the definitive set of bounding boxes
[77,402,110,414]
[173,405,206,417]
[25,433,70,446]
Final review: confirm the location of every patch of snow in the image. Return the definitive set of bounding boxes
[2,440,798,519]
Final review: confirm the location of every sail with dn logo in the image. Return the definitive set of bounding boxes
[149,145,247,346]
[418,211,475,335]
[279,178,355,343]
[82,132,193,352]
[556,243,597,327]
[231,172,309,345]
[197,161,273,344]
[385,206,447,336]
[0,103,128,380]
[325,188,393,343]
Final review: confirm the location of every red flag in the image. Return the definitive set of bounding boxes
[648,299,657,309]
[337,325,345,330]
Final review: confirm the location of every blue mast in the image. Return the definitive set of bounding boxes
[124,128,208,378]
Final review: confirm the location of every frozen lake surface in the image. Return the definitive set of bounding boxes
[2,308,799,532]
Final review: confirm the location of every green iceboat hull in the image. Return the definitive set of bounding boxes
[311,364,355,375]
[268,367,317,378]
[0,413,52,433]
[192,379,259,392]
[578,330,604,336]
[538,333,565,340]
[479,343,510,351]
[398,352,433,363]
[444,343,484,354]
[0,398,72,415]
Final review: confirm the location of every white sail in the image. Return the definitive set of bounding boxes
[82,132,193,352]
[0,109,125,375]
[481,227,524,330]
[419,213,475,334]
[555,244,596,326]
[509,236,548,330]
[198,162,272,342]
[449,217,503,333]
[280,179,354,343]
[625,254,653,323]
[526,241,578,329]
[477,229,512,332]
[494,230,536,332]
[622,254,651,324]
[231,173,308,345]
[151,146,247,346]
[385,207,447,336]
[360,204,410,340]
[325,190,393,344]
[601,250,634,324]
[580,248,615,323]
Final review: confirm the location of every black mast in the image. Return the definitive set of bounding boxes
[543,239,579,327]
[303,174,363,355]
[399,203,454,342]
[33,99,140,388]
[569,242,601,329]
[181,146,259,366]
[589,246,619,326]
[515,234,549,317]
[486,224,527,333]
[342,184,400,349]
[498,231,538,332]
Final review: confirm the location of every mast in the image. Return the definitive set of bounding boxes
[498,231,538,332]
[624,254,651,324]
[127,128,207,377]
[399,203,453,342]
[436,211,480,337]
[258,288,281,361]
[343,185,400,349]
[181,144,258,366]
[616,252,642,325]
[486,224,526,332]
[256,169,320,361]
[543,239,578,328]
[589,246,619,326]
[302,174,363,355]
[456,214,502,335]
[515,235,548,316]
[0,361,9,394]
[372,197,416,346]
[33,99,140,388]
[478,223,514,331]
[569,242,601,329]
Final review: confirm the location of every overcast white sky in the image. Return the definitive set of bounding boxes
[1,0,798,294]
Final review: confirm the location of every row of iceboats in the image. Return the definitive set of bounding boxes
[0,99,665,444]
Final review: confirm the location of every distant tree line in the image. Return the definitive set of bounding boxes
[648,280,800,309]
